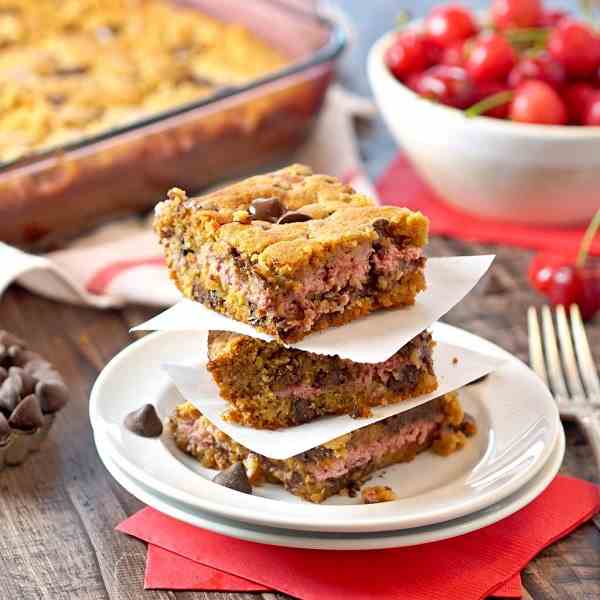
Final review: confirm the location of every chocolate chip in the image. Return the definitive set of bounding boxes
[6,345,22,363]
[9,367,37,396]
[212,462,252,494]
[0,412,10,444]
[277,211,311,225]
[292,398,317,424]
[0,366,7,385]
[372,219,390,236]
[0,375,21,414]
[35,380,69,414]
[9,394,44,431]
[124,404,163,437]
[249,198,285,223]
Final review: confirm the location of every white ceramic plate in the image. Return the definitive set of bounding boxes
[97,427,565,550]
[90,323,559,533]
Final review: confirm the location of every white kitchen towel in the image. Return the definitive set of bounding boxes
[0,86,376,309]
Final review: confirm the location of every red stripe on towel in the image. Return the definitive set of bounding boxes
[86,257,165,295]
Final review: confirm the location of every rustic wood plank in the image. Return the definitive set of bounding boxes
[66,468,172,600]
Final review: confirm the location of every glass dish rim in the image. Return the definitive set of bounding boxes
[0,0,346,173]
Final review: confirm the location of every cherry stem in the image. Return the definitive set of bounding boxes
[464,91,514,118]
[576,208,600,268]
[395,9,411,29]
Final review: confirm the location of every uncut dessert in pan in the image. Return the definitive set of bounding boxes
[207,329,437,429]
[0,0,287,163]
[154,164,428,343]
[169,392,474,503]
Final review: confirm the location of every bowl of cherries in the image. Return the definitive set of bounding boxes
[368,0,600,225]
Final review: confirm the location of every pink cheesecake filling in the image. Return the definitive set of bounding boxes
[307,419,438,481]
[179,419,217,453]
[274,347,428,399]
[194,240,423,327]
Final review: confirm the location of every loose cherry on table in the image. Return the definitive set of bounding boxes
[529,210,600,321]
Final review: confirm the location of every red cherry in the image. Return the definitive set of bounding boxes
[539,9,568,27]
[548,19,600,79]
[441,40,468,66]
[583,91,600,126]
[466,33,517,83]
[563,83,595,125]
[472,81,511,118]
[385,32,430,80]
[509,81,567,125]
[547,265,600,321]
[528,252,575,293]
[491,0,542,29]
[412,65,475,108]
[507,53,566,90]
[425,4,478,48]
[423,37,444,65]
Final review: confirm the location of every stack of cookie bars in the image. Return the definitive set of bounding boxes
[154,164,475,503]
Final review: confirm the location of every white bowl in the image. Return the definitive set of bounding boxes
[368,30,600,226]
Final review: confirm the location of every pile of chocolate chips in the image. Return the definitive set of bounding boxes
[248,198,312,225]
[0,331,69,440]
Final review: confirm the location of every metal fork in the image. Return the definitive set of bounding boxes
[528,304,600,472]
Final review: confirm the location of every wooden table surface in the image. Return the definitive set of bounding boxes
[1,1,599,598]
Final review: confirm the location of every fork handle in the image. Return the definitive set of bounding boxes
[578,413,600,479]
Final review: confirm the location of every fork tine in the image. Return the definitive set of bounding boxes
[555,305,586,398]
[570,304,600,398]
[541,305,570,399]
[528,306,549,387]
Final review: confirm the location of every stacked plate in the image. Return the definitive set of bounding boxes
[91,322,563,550]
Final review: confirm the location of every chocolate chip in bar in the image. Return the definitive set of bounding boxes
[35,380,69,414]
[9,367,37,397]
[277,211,312,225]
[124,404,163,438]
[212,462,252,494]
[372,218,390,236]
[0,412,9,444]
[249,197,285,223]
[0,376,21,415]
[9,394,44,431]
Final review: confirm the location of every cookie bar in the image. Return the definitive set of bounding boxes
[154,164,428,343]
[169,392,474,503]
[207,329,437,429]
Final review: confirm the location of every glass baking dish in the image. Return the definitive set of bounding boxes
[0,0,345,248]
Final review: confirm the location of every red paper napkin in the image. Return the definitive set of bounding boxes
[376,154,600,257]
[145,543,521,596]
[145,544,269,591]
[118,475,599,600]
